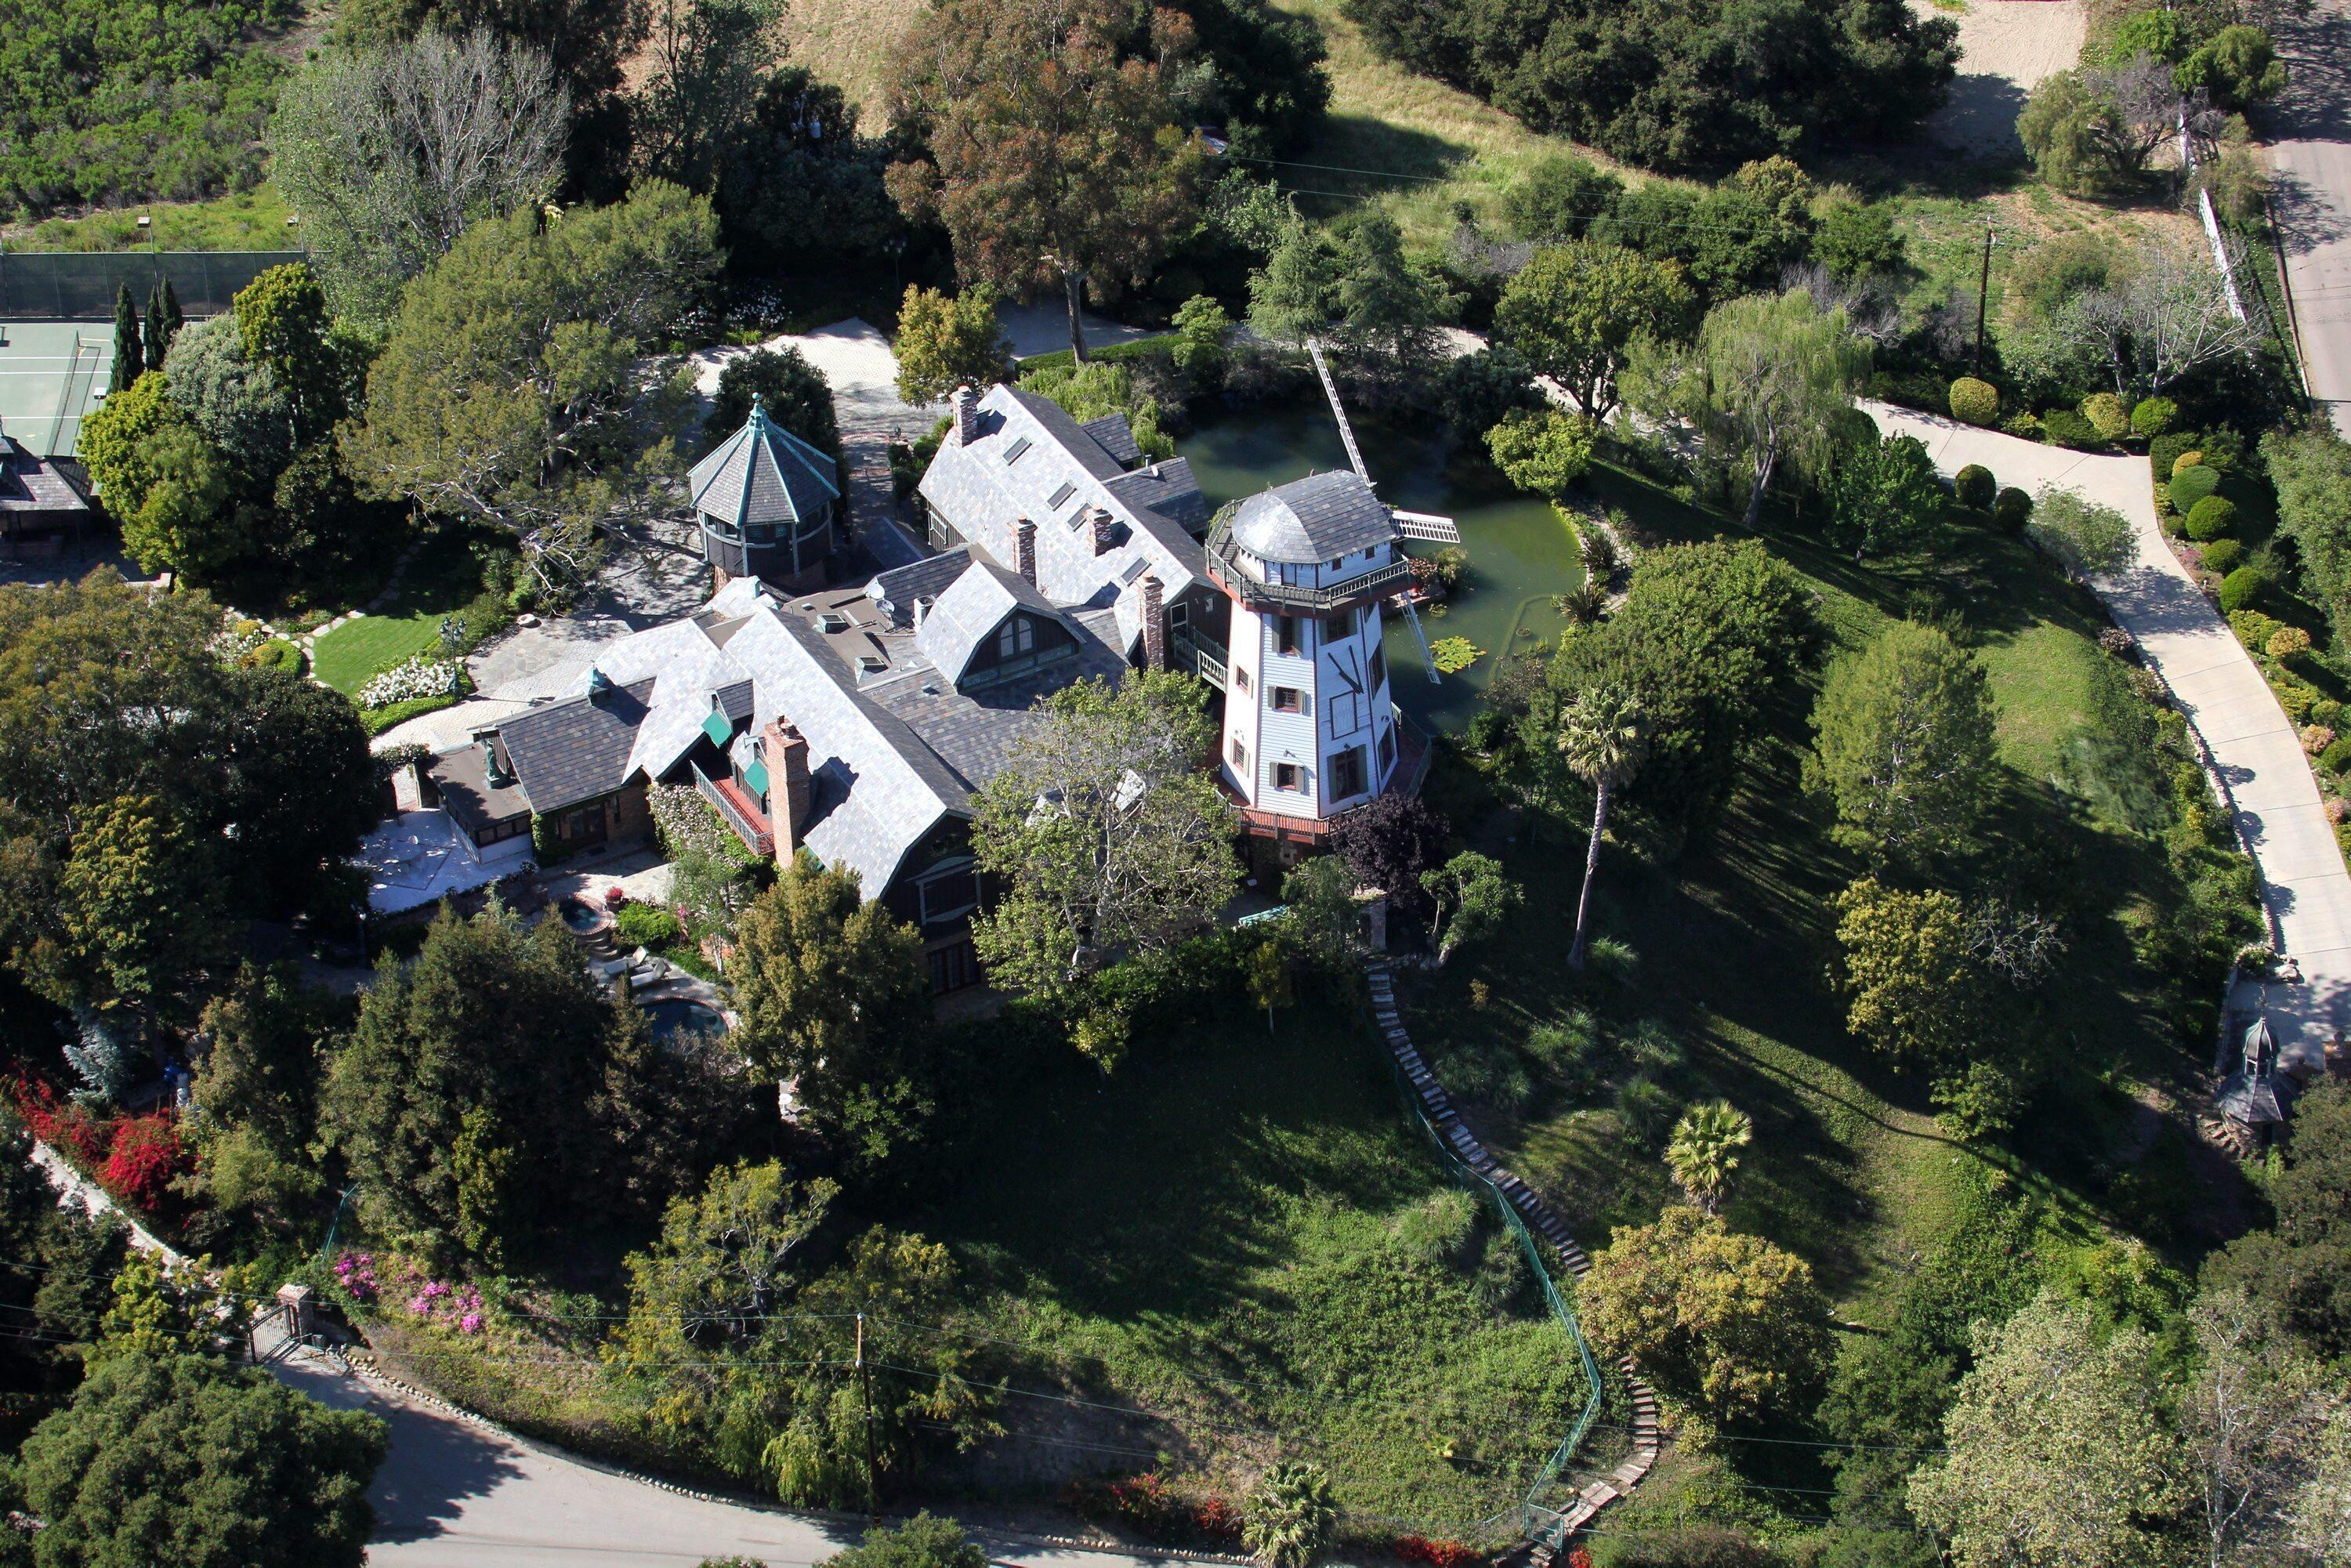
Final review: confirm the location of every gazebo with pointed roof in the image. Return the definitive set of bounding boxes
[688,395,841,590]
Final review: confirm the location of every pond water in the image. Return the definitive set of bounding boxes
[559,899,607,935]
[1180,400,1586,735]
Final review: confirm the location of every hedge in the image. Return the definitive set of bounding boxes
[1012,333,1182,374]
[2199,538,2245,574]
[2042,408,2102,449]
[2081,392,2131,442]
[361,693,461,737]
[2219,566,2270,615]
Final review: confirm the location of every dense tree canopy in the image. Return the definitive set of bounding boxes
[11,1353,384,1568]
[889,0,1204,364]
[2208,1079,2351,1358]
[1809,621,1998,863]
[1494,242,1695,418]
[705,346,840,459]
[342,180,720,598]
[1343,0,1957,173]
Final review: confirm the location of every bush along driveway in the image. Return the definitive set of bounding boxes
[1865,401,2351,1074]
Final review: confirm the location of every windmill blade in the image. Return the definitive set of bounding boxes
[1306,339,1369,483]
[1392,509,1462,544]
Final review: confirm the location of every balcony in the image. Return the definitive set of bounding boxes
[1169,625,1229,690]
[693,761,774,856]
[1206,519,1411,614]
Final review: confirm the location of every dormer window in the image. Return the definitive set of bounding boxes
[817,610,850,633]
[998,617,1035,659]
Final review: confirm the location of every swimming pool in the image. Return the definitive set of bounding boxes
[643,997,727,1043]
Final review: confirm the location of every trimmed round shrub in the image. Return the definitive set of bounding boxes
[2220,566,2270,614]
[2041,407,2102,449]
[2081,392,2131,442]
[1992,487,2033,532]
[2270,626,2314,661]
[2198,538,2245,574]
[2172,450,2207,477]
[2321,737,2351,774]
[1953,463,1996,510]
[2132,397,2179,438]
[2169,464,2222,509]
[1949,376,2000,426]
[2002,411,2045,440]
[2185,495,2239,541]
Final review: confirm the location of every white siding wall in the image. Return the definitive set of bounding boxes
[1223,541,1398,820]
[1223,603,1265,802]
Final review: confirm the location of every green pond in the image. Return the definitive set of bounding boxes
[1180,400,1587,734]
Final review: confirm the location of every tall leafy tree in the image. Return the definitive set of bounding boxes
[632,0,781,194]
[729,853,932,1172]
[110,286,141,394]
[1910,1292,2186,1568]
[2207,1080,2351,1358]
[969,672,1237,1008]
[270,29,571,320]
[342,180,720,597]
[11,1354,385,1568]
[1248,210,1455,376]
[1808,621,1998,863]
[705,345,839,458]
[52,794,234,1019]
[1420,851,1520,966]
[1625,289,1871,529]
[1556,682,1645,968]
[141,281,175,375]
[889,0,1205,364]
[1825,433,1947,559]
[1833,877,1978,1071]
[1327,792,1450,917]
[1493,241,1694,418]
[1581,1204,1833,1428]
[893,284,1011,404]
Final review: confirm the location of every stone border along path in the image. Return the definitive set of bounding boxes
[1365,966,1661,1551]
[1865,400,2351,1077]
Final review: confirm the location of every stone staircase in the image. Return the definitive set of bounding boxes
[1366,966,1661,1550]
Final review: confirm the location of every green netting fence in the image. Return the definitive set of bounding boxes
[0,250,306,320]
[1386,1050,1605,1552]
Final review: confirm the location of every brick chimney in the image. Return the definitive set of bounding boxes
[1090,506,1117,556]
[953,386,980,445]
[1016,518,1038,588]
[1141,574,1166,671]
[763,716,813,864]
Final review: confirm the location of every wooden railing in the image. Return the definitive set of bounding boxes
[692,762,774,856]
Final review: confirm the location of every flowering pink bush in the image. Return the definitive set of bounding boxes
[332,1252,380,1304]
[403,1276,486,1334]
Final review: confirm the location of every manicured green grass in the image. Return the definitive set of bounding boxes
[308,531,490,695]
[6,184,295,252]
[922,1009,1588,1535]
[1402,472,2215,1328]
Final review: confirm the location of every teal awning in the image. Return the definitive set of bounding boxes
[701,709,734,747]
[744,759,770,798]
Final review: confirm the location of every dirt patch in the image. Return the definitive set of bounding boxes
[1912,0,2088,154]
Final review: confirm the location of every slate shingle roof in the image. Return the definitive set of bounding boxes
[689,401,840,527]
[867,548,973,628]
[1227,469,1393,564]
[916,382,1208,659]
[915,563,1072,686]
[497,678,657,813]
[1080,414,1144,469]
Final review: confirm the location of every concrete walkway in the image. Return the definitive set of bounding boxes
[2266,0,2351,439]
[1866,402,2351,1068]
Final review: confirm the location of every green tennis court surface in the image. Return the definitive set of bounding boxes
[0,321,117,458]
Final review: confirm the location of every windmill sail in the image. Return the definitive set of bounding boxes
[1306,339,1369,482]
[1392,509,1462,543]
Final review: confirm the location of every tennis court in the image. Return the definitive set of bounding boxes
[0,321,116,458]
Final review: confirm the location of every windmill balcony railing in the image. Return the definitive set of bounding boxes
[1205,520,1413,614]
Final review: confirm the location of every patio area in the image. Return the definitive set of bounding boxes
[357,809,531,916]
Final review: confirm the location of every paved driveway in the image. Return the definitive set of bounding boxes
[2268,0,2351,439]
[1867,402,2351,1069]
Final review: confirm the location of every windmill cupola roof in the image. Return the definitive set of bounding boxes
[1227,470,1394,563]
[688,393,840,529]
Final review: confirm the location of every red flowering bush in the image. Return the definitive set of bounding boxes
[1395,1536,1483,1567]
[99,1114,186,1211]
[1063,1474,1245,1546]
[10,1074,110,1169]
[1567,1550,1594,1568]
[1191,1494,1242,1544]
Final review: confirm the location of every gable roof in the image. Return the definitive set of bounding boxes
[689,399,840,528]
[1228,469,1393,564]
[867,547,973,628]
[497,677,657,813]
[916,562,1073,686]
[915,382,1208,655]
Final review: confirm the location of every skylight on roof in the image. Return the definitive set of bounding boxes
[1005,436,1033,464]
[1048,480,1077,509]
[1120,557,1150,584]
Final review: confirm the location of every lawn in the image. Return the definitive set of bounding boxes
[914,1006,1593,1538]
[5,184,296,252]
[307,530,491,695]
[1397,468,2239,1333]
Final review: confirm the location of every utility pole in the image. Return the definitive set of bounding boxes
[855,1311,882,1524]
[1974,219,1995,370]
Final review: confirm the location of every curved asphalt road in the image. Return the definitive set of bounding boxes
[258,1324,1191,1568]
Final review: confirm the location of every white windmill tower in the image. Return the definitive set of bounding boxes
[1208,342,1461,838]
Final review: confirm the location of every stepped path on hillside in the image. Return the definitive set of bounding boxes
[1865,401,2351,1067]
[1366,965,1661,1548]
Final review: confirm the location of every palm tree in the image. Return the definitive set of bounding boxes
[1666,1100,1753,1215]
[1557,683,1646,969]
